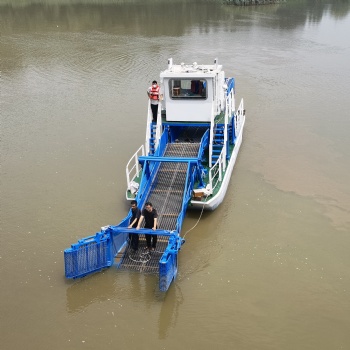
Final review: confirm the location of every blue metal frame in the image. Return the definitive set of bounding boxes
[197,129,209,160]
[225,77,235,95]
[153,127,168,157]
[175,163,196,232]
[64,232,113,279]
[64,124,208,291]
[159,233,184,291]
[231,112,236,144]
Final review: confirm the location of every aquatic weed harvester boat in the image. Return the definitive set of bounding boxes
[64,59,246,292]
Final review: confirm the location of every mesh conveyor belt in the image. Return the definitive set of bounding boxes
[147,162,188,230]
[119,142,200,273]
[151,142,200,230]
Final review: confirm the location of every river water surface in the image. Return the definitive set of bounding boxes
[1,1,350,349]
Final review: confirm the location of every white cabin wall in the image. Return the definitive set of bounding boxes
[163,78,214,122]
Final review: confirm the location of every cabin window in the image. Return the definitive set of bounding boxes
[169,79,207,99]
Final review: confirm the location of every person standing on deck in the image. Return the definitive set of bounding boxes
[136,202,158,251]
[147,80,162,122]
[128,200,141,251]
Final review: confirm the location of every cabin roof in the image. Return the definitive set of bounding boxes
[160,62,222,79]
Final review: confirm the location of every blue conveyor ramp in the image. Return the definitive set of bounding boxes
[64,128,209,292]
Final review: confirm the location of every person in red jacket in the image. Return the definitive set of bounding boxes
[147,80,162,122]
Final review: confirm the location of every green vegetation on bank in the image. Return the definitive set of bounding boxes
[224,0,285,5]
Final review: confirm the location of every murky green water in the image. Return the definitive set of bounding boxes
[1,1,350,349]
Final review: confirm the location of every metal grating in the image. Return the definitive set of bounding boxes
[164,142,200,158]
[148,162,187,230]
[149,141,200,230]
[119,235,170,273]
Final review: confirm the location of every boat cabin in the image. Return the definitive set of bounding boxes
[160,58,227,122]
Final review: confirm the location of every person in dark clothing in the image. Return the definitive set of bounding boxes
[128,200,141,251]
[136,201,158,250]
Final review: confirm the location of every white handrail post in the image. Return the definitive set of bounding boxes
[126,168,130,189]
[209,104,215,167]
[209,168,213,190]
[135,145,144,178]
[228,92,231,118]
[222,94,228,171]
[155,103,161,149]
[232,89,235,112]
[135,155,139,175]
[219,157,222,182]
[126,145,145,190]
[145,100,151,155]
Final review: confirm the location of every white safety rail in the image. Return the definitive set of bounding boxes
[223,88,235,169]
[145,100,152,155]
[226,88,235,122]
[208,148,225,195]
[235,98,244,137]
[126,145,145,190]
[154,105,162,149]
[208,91,238,194]
[145,100,162,154]
[208,104,215,166]
[222,92,231,171]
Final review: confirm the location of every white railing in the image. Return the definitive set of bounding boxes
[208,148,225,195]
[145,100,162,154]
[222,93,230,171]
[126,144,145,190]
[231,88,235,114]
[155,103,162,149]
[207,89,236,194]
[235,98,244,137]
[217,88,235,171]
[145,100,152,155]
[208,103,215,166]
